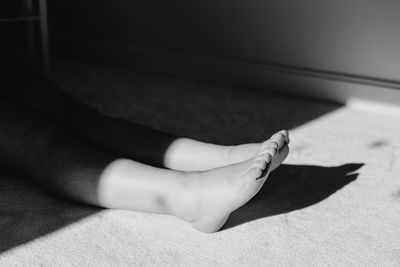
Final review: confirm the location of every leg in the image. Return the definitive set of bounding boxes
[0,101,288,232]
[5,68,280,171]
[0,101,180,211]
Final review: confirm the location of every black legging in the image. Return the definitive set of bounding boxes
[0,63,181,203]
[1,63,179,168]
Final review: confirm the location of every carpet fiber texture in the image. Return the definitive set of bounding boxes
[0,60,399,266]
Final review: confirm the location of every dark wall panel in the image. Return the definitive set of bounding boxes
[50,0,400,82]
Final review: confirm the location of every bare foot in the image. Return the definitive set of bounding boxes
[226,130,290,168]
[174,130,289,233]
[165,130,290,171]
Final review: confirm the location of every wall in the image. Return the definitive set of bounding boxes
[50,0,400,82]
[49,1,400,110]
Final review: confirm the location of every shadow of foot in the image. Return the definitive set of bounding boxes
[223,163,364,230]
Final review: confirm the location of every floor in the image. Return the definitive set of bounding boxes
[0,59,399,266]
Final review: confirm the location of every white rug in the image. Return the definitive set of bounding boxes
[0,61,399,266]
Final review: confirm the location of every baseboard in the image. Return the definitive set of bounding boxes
[55,36,400,115]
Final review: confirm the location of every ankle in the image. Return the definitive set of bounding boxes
[168,173,202,222]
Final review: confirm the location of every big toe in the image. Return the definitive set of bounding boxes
[271,130,290,149]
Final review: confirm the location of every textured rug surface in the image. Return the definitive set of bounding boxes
[0,60,399,266]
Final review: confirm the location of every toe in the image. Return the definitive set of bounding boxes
[264,147,278,158]
[271,130,290,148]
[246,167,263,180]
[265,153,272,163]
[252,159,267,170]
[261,141,278,154]
[271,133,285,149]
[263,130,289,149]
[254,153,268,162]
[279,130,290,144]
[263,154,272,172]
[261,139,272,150]
[269,141,279,150]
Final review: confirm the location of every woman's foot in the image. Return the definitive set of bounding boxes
[226,130,290,169]
[173,130,289,232]
[165,130,290,171]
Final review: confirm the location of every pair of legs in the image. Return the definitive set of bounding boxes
[0,69,289,232]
